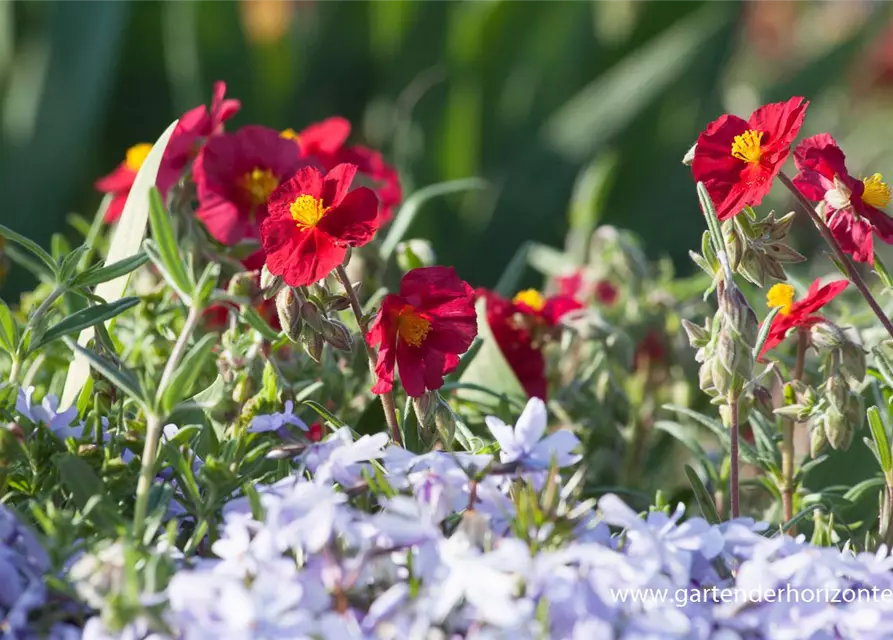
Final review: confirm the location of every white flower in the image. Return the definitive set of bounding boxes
[486,397,581,470]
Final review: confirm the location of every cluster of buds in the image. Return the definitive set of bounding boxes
[776,323,866,454]
[724,211,805,287]
[265,266,355,363]
[412,390,460,450]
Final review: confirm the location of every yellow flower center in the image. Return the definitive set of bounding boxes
[396,306,431,347]
[513,289,545,312]
[767,283,795,316]
[730,129,764,164]
[125,143,152,172]
[240,168,280,209]
[862,173,891,209]
[280,128,300,141]
[290,194,328,230]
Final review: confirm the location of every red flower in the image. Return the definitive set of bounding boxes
[308,421,325,442]
[594,280,619,306]
[261,164,380,287]
[760,280,849,359]
[555,271,584,299]
[194,125,303,245]
[282,118,402,223]
[554,271,618,306]
[692,97,808,221]
[367,266,477,397]
[95,82,239,224]
[793,133,893,264]
[512,289,582,326]
[633,331,667,371]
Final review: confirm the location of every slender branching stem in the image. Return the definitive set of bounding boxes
[133,413,163,539]
[782,329,808,530]
[156,306,201,403]
[334,265,403,447]
[729,391,740,519]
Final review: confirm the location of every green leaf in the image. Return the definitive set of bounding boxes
[355,399,386,437]
[53,453,117,526]
[0,298,16,355]
[781,505,824,534]
[0,223,58,278]
[494,242,531,297]
[72,252,150,288]
[301,400,349,429]
[63,337,146,409]
[60,119,179,409]
[147,188,194,300]
[875,252,893,290]
[33,297,140,352]
[457,297,527,406]
[684,464,721,525]
[843,476,885,503]
[161,332,218,414]
[752,306,781,359]
[867,405,893,474]
[193,262,220,310]
[58,246,90,284]
[565,154,617,264]
[378,177,488,261]
[239,305,280,342]
[526,242,576,278]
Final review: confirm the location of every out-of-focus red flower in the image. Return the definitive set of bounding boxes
[760,280,848,359]
[554,271,618,307]
[793,133,893,264]
[633,331,667,372]
[95,82,240,224]
[282,117,402,223]
[367,266,477,397]
[594,280,619,306]
[261,164,379,287]
[194,125,303,246]
[203,297,279,332]
[512,289,582,326]
[95,143,163,223]
[308,421,325,442]
[555,271,583,299]
[692,97,808,221]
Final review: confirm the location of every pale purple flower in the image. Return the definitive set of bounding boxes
[249,400,308,434]
[16,386,80,437]
[485,397,581,470]
[314,432,389,488]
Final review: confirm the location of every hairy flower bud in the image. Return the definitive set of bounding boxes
[413,391,438,430]
[302,331,324,364]
[681,319,710,349]
[825,373,848,414]
[227,271,258,298]
[810,321,846,350]
[839,341,867,386]
[711,351,732,396]
[275,287,304,343]
[720,288,758,347]
[823,406,851,451]
[716,330,753,394]
[300,301,325,334]
[752,385,775,419]
[434,399,458,450]
[260,265,284,300]
[320,319,353,351]
[810,421,827,458]
[699,361,717,396]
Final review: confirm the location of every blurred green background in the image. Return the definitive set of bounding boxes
[2,0,893,297]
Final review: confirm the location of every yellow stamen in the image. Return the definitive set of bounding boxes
[513,289,546,313]
[280,128,300,141]
[125,143,152,172]
[290,194,328,230]
[397,306,431,347]
[862,173,891,209]
[239,168,280,209]
[730,129,764,164]
[767,283,795,316]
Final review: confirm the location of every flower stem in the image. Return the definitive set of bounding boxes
[781,329,808,530]
[10,286,65,384]
[728,391,740,519]
[133,412,163,539]
[334,265,403,447]
[779,172,893,340]
[155,306,201,405]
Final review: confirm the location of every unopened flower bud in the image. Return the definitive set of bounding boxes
[260,265,284,300]
[823,406,851,451]
[825,373,848,414]
[327,295,352,312]
[717,331,753,393]
[681,319,710,349]
[753,385,775,419]
[726,229,743,271]
[810,321,846,350]
[721,288,758,347]
[711,353,732,396]
[300,301,325,333]
[844,392,864,432]
[810,421,827,458]
[276,287,304,342]
[320,319,353,351]
[227,271,258,298]
[412,391,438,430]
[767,211,796,242]
[232,374,253,404]
[434,399,457,449]
[839,341,867,386]
[699,361,717,395]
[302,331,324,364]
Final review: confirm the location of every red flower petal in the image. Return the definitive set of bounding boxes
[317,187,379,246]
[299,117,351,157]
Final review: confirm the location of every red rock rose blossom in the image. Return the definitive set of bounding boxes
[260,164,380,287]
[95,82,239,224]
[367,266,477,397]
[194,125,304,245]
[282,117,402,223]
[692,97,808,221]
[554,271,619,306]
[760,280,849,359]
[793,133,893,264]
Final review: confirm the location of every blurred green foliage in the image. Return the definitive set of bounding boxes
[1,0,892,298]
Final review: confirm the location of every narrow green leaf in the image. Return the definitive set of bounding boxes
[566,154,617,264]
[494,242,530,297]
[0,223,58,278]
[684,464,721,525]
[781,505,824,534]
[379,178,488,261]
[239,305,280,342]
[72,252,150,288]
[143,241,193,302]
[0,298,16,354]
[193,262,220,310]
[301,400,348,429]
[752,306,781,359]
[61,120,179,408]
[867,406,892,474]
[161,332,218,414]
[63,337,146,408]
[148,188,194,299]
[58,246,90,284]
[874,252,893,290]
[842,476,885,503]
[33,297,140,352]
[874,347,893,390]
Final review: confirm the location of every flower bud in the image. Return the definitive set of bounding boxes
[681,319,710,349]
[275,287,304,343]
[711,352,732,396]
[327,295,352,313]
[300,301,325,333]
[809,421,827,458]
[302,331,324,364]
[752,385,775,419]
[726,229,743,271]
[767,211,796,242]
[434,399,457,450]
[227,271,258,298]
[823,406,851,451]
[844,392,864,432]
[839,341,867,386]
[412,391,438,430]
[232,374,253,404]
[699,361,717,395]
[810,321,846,350]
[825,373,848,414]
[716,331,753,393]
[720,288,758,347]
[260,265,284,300]
[320,319,353,351]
